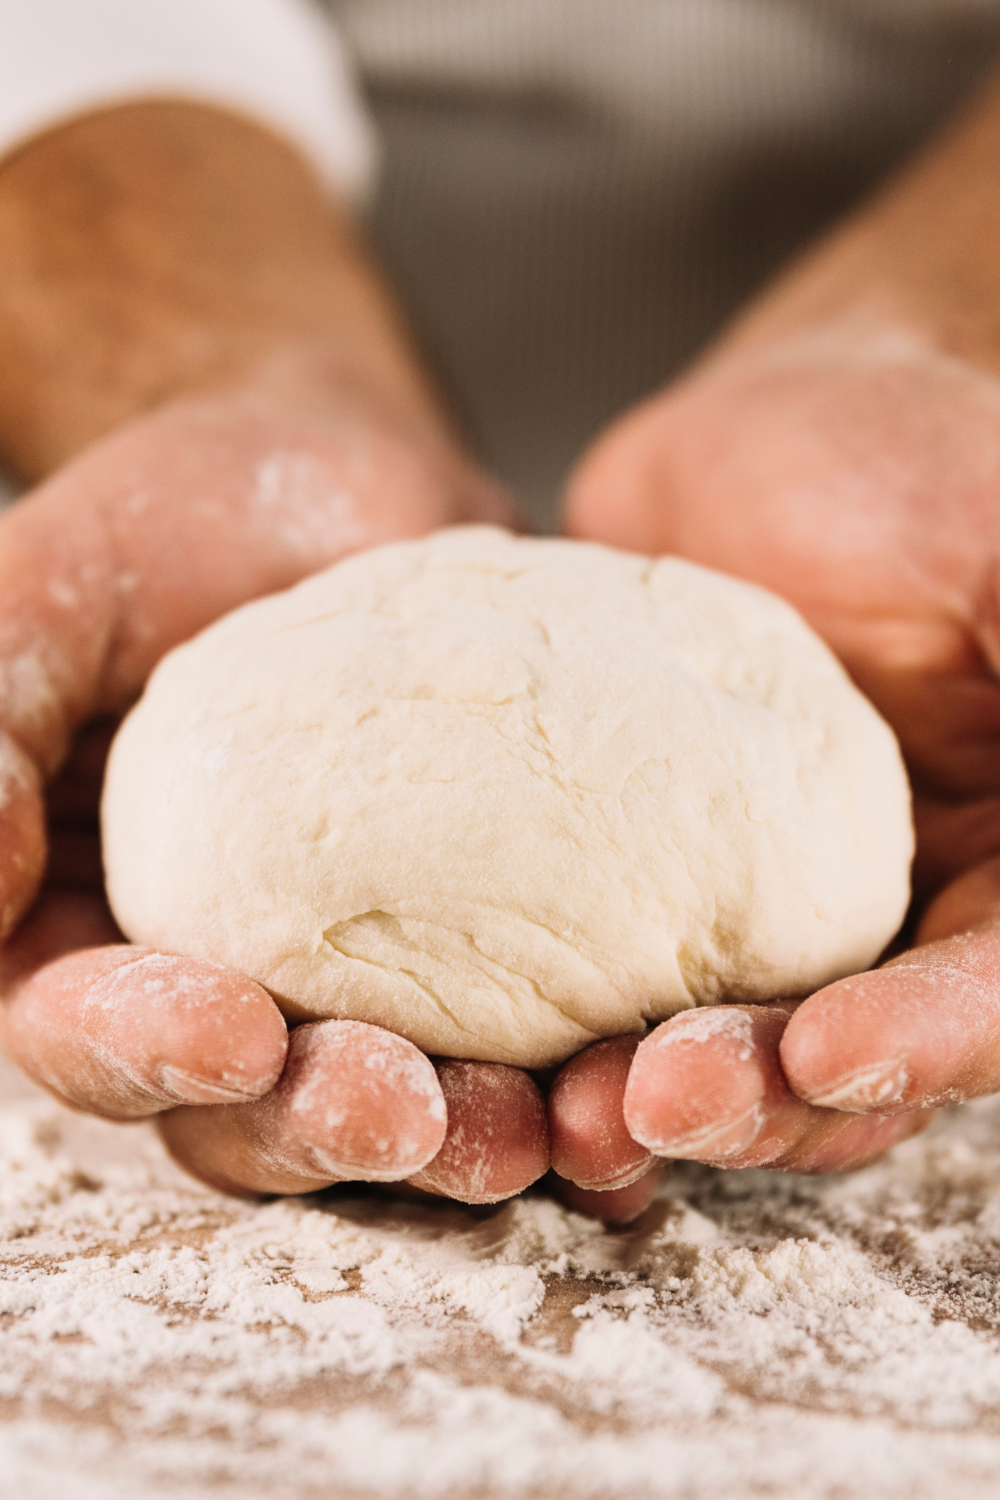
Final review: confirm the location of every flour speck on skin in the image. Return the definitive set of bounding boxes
[648,1005,758,1060]
[0,643,64,748]
[253,450,367,555]
[6,1053,1000,1498]
[0,735,34,809]
[47,578,80,609]
[811,1058,912,1111]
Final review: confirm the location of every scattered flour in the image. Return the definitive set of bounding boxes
[6,1054,1000,1496]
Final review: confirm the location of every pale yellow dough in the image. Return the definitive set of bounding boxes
[102,527,913,1068]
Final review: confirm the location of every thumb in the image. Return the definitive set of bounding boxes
[0,739,44,940]
[2,932,288,1120]
[781,858,1000,1114]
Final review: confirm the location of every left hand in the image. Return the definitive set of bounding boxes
[550,72,1000,1178]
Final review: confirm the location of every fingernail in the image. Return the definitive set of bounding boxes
[640,1101,765,1160]
[305,1144,403,1183]
[158,1065,261,1105]
[804,1059,910,1113]
[565,1158,657,1193]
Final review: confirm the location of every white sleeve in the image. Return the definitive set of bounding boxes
[0,0,377,200]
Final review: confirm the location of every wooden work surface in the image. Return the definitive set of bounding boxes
[4,1050,1000,1499]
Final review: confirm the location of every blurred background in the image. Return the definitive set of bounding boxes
[328,0,1000,524]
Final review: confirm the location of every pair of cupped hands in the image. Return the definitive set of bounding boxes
[5,107,1000,1224]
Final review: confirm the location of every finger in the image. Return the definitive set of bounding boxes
[159,1021,447,1196]
[2,945,288,1118]
[0,741,46,940]
[0,491,118,940]
[548,1036,657,1189]
[776,1108,934,1174]
[546,1164,665,1224]
[407,1060,549,1205]
[624,1005,927,1172]
[625,1006,799,1163]
[782,923,1000,1115]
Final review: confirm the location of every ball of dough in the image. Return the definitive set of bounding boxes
[102,527,913,1069]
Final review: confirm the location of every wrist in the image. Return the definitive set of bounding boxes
[0,100,455,481]
[701,69,1000,382]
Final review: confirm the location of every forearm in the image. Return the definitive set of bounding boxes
[0,101,453,481]
[711,67,1000,369]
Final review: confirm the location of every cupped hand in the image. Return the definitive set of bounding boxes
[0,373,561,1205]
[545,77,1000,1188]
[556,316,1000,1175]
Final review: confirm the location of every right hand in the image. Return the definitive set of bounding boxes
[0,98,579,1211]
[0,99,667,1219]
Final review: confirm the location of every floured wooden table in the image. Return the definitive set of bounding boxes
[4,1048,1000,1499]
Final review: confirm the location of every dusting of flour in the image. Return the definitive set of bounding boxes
[5,1053,1000,1498]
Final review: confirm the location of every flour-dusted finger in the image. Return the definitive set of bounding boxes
[623,1005,804,1164]
[782,935,1000,1115]
[781,857,1000,1116]
[548,1036,656,1190]
[0,739,47,941]
[625,1003,929,1173]
[159,1021,447,1196]
[768,1107,934,1174]
[408,1060,549,1204]
[3,945,288,1119]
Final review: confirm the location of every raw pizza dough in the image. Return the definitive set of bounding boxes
[102,527,913,1068]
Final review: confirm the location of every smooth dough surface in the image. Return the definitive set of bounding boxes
[102,528,913,1068]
